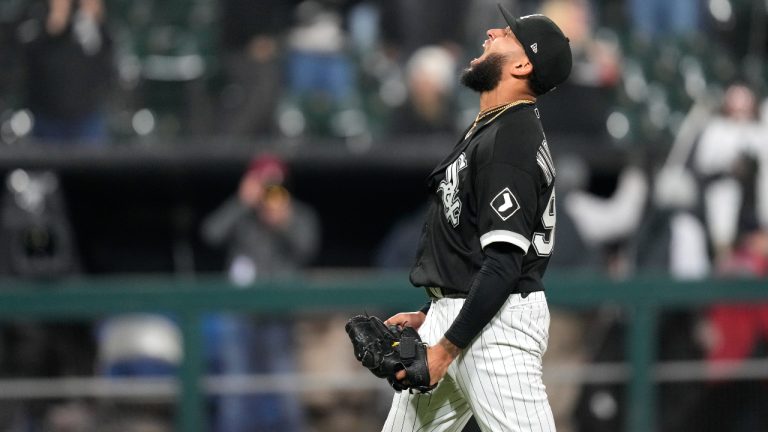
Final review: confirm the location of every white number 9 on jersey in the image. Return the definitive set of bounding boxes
[532,189,556,256]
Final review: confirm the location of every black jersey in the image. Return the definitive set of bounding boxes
[410,102,556,295]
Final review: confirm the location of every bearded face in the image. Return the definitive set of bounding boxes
[459,53,508,93]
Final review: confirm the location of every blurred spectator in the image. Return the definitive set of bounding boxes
[627,0,701,41]
[92,159,324,432]
[547,155,597,271]
[758,97,768,228]
[565,164,649,278]
[385,45,458,136]
[641,163,710,279]
[218,0,297,136]
[202,155,319,282]
[689,228,768,432]
[379,0,468,59]
[201,154,319,432]
[689,87,768,431]
[543,0,621,88]
[283,0,360,138]
[93,312,179,430]
[693,83,764,263]
[0,169,80,277]
[0,169,94,431]
[534,0,621,141]
[17,0,113,145]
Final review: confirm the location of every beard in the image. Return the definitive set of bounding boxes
[460,53,507,93]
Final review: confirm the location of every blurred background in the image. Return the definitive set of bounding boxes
[0,0,766,431]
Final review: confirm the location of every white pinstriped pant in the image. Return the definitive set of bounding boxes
[382,291,556,432]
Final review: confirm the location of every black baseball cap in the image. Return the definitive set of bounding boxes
[497,4,572,94]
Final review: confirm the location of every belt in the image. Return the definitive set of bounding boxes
[427,286,543,299]
[426,287,467,299]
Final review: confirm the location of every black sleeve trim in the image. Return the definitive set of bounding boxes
[443,242,523,349]
[419,300,431,315]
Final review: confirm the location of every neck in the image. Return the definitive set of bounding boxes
[479,85,536,111]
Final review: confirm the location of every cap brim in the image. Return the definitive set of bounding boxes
[497,4,522,41]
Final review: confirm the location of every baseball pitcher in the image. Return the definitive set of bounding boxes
[358,4,573,431]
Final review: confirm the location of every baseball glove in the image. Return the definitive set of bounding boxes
[345,315,435,393]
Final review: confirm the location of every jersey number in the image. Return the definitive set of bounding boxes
[532,190,556,256]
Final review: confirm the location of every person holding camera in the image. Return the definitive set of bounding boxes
[200,154,319,432]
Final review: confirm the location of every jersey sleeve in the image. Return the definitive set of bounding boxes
[474,162,539,253]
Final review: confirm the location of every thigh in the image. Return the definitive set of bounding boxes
[381,375,473,432]
[452,293,555,432]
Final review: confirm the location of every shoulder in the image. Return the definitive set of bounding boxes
[475,105,545,169]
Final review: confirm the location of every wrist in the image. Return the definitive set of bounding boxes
[435,337,461,360]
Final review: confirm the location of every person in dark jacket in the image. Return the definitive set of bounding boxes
[19,0,113,144]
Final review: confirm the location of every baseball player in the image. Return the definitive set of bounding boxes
[381,4,572,431]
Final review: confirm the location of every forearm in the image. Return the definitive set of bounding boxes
[201,198,250,246]
[443,242,523,349]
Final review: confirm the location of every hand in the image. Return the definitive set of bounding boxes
[47,0,72,35]
[396,337,460,386]
[259,190,292,229]
[385,311,426,331]
[238,175,264,208]
[247,35,278,62]
[79,0,105,22]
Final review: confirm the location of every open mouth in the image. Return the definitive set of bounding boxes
[470,39,491,66]
[470,52,485,66]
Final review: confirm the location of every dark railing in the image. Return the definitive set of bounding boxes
[0,273,765,432]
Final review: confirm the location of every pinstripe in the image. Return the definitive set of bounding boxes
[411,394,422,431]
[536,306,550,432]
[519,306,539,431]
[529,306,545,432]
[508,304,533,428]
[386,392,403,432]
[445,409,474,432]
[469,338,504,431]
[399,387,411,431]
[538,305,555,432]
[425,390,463,413]
[490,316,521,428]
[542,305,555,432]
[444,300,475,432]
[481,323,510,426]
[521,299,554,432]
[415,401,468,432]
[459,336,491,429]
[452,299,494,430]
[479,330,508,424]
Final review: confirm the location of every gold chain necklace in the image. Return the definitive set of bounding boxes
[465,99,534,140]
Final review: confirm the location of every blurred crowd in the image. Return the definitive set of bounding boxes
[0,0,766,431]
[0,0,761,147]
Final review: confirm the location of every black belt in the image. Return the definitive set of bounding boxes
[426,287,467,299]
[427,286,543,300]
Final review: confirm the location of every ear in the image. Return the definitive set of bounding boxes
[510,59,533,78]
